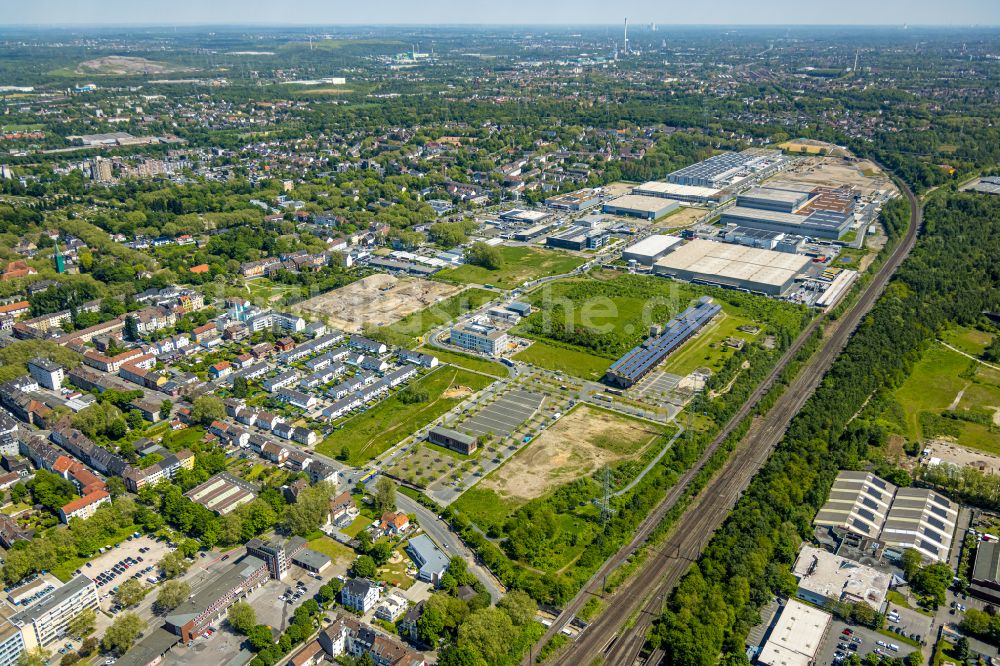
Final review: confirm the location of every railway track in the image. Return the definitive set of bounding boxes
[525,176,922,666]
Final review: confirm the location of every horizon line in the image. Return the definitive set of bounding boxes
[1,22,998,29]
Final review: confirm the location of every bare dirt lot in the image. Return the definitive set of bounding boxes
[602,182,637,197]
[77,56,191,75]
[657,205,709,230]
[294,274,461,332]
[481,405,660,501]
[773,156,897,196]
[924,439,1000,475]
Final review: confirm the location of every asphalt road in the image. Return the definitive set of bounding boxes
[396,491,505,601]
[525,176,923,666]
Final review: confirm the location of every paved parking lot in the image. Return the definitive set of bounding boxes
[79,535,175,608]
[460,389,544,437]
[250,568,326,633]
[817,620,918,666]
[884,603,933,645]
[631,371,682,400]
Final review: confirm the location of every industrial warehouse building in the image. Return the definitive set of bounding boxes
[621,235,683,266]
[722,225,805,254]
[667,149,787,190]
[653,239,811,296]
[720,205,853,240]
[499,209,551,224]
[970,541,1000,603]
[737,187,811,213]
[632,181,729,205]
[813,470,958,563]
[756,599,831,666]
[720,184,859,239]
[602,195,680,220]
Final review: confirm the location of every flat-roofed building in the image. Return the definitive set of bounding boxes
[792,546,891,611]
[427,426,477,455]
[653,239,811,296]
[737,187,811,213]
[667,149,787,190]
[27,358,63,391]
[499,209,551,224]
[449,321,508,356]
[602,194,680,220]
[164,555,269,643]
[544,227,607,251]
[621,235,683,266]
[545,188,602,211]
[632,181,728,204]
[0,603,26,666]
[9,575,99,652]
[757,599,831,666]
[719,205,852,240]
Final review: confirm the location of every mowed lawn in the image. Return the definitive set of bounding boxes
[426,348,508,377]
[318,366,495,465]
[514,340,611,381]
[306,535,356,566]
[436,246,586,289]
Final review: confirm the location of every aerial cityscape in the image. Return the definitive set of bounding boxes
[0,3,997,666]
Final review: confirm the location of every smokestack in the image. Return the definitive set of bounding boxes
[624,18,629,55]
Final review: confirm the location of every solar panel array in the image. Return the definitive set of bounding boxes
[606,298,721,387]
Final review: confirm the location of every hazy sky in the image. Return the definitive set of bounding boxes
[5,0,1000,26]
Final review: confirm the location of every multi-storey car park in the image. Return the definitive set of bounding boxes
[604,297,722,389]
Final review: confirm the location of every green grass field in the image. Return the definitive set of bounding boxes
[886,332,1000,454]
[306,535,356,566]
[436,246,586,290]
[317,366,495,465]
[658,312,759,376]
[340,515,371,538]
[374,287,495,348]
[427,348,508,377]
[511,273,789,379]
[941,326,995,357]
[513,340,611,380]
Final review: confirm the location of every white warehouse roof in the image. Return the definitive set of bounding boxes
[623,234,683,258]
[757,599,832,666]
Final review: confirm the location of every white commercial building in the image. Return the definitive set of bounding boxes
[757,599,831,666]
[792,546,891,611]
[9,575,99,652]
[621,235,683,266]
[450,321,509,356]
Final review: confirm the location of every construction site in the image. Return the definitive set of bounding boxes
[294,273,461,333]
